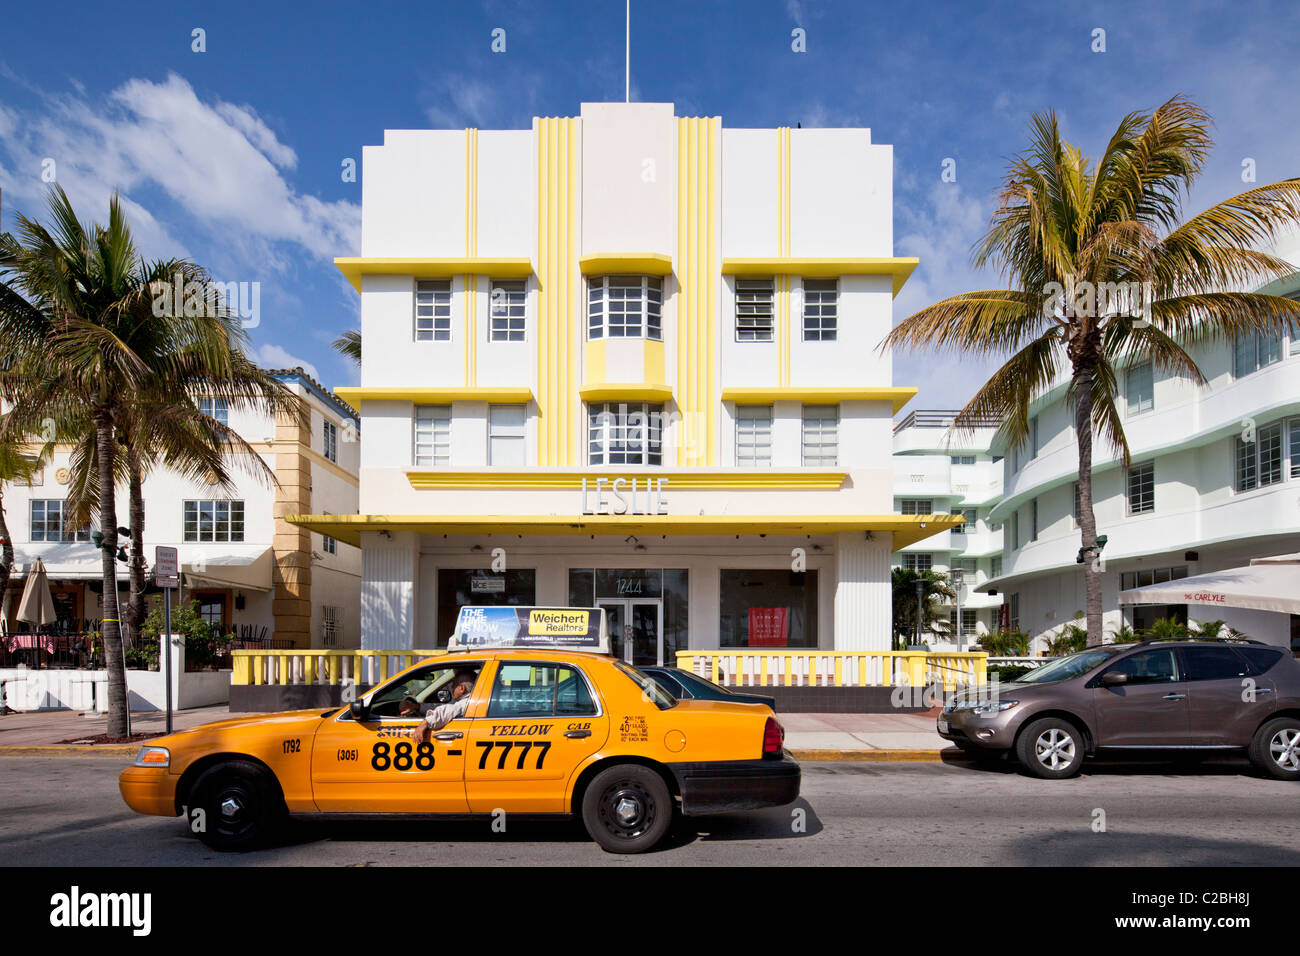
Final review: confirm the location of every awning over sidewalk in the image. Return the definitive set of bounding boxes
[285,513,966,550]
[183,546,273,593]
[1119,552,1300,615]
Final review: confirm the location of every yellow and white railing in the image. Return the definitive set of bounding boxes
[231,648,986,691]
[231,649,446,687]
[673,650,987,690]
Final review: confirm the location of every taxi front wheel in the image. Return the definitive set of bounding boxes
[191,760,285,852]
[581,765,672,854]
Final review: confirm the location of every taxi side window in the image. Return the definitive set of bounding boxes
[487,663,597,718]
[368,666,453,717]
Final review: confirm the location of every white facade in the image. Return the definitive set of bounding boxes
[304,101,953,663]
[1,372,362,651]
[891,411,1004,647]
[982,231,1300,653]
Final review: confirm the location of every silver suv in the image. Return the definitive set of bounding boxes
[938,640,1300,780]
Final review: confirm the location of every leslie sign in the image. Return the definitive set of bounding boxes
[580,476,669,515]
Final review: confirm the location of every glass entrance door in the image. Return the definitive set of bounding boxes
[599,599,663,666]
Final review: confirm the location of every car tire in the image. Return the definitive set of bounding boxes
[1248,717,1300,781]
[190,760,285,851]
[581,765,672,854]
[1015,717,1085,779]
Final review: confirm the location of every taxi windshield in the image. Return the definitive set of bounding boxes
[614,661,677,710]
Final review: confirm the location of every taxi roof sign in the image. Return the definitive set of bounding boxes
[448,606,608,653]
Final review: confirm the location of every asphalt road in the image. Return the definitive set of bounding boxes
[3,754,1297,866]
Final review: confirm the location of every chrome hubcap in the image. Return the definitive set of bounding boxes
[1035,729,1076,771]
[220,796,244,819]
[1269,729,1300,771]
[615,796,641,826]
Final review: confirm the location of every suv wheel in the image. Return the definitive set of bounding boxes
[1015,717,1085,779]
[1248,717,1300,781]
[190,760,285,851]
[581,765,672,853]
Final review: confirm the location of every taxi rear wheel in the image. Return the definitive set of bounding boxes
[581,765,672,854]
[191,760,284,852]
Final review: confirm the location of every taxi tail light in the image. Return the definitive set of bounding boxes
[762,717,784,756]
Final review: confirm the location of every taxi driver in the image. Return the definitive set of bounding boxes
[409,669,477,743]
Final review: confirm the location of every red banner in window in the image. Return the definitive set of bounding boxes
[748,607,790,647]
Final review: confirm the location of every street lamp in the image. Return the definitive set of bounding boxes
[951,567,965,652]
[914,579,925,648]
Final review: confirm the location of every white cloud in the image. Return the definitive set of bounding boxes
[0,73,357,264]
[255,344,319,382]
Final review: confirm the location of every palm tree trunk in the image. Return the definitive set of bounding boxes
[96,409,128,737]
[1074,371,1104,646]
[125,453,147,651]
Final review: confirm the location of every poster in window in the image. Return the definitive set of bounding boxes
[748,607,789,647]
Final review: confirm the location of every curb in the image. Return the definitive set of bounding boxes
[789,748,963,762]
[0,745,140,757]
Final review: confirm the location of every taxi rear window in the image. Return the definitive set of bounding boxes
[487,663,598,717]
[614,661,676,710]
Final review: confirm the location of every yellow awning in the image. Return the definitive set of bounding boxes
[286,513,964,550]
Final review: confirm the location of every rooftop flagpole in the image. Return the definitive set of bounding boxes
[625,0,630,102]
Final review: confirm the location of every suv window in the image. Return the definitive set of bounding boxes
[1103,648,1179,685]
[1179,646,1251,681]
[486,663,597,718]
[1234,646,1284,676]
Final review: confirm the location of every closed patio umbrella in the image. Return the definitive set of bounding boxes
[1119,552,1300,615]
[16,557,56,628]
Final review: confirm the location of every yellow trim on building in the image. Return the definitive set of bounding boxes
[721,386,918,413]
[334,257,531,293]
[644,339,666,390]
[676,116,720,466]
[722,257,919,298]
[287,512,965,550]
[576,383,675,403]
[536,116,581,465]
[578,253,673,275]
[405,469,848,490]
[333,386,534,405]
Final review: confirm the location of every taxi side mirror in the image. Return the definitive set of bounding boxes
[349,700,369,720]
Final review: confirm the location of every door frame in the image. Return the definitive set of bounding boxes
[598,598,664,666]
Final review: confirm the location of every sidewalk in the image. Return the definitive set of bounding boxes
[0,706,956,760]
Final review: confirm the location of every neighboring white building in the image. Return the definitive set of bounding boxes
[980,231,1300,654]
[1,370,361,651]
[295,100,958,665]
[891,410,1004,647]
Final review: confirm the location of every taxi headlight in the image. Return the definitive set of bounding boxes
[133,746,170,768]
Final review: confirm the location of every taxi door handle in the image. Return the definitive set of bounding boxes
[433,731,463,740]
[565,730,592,739]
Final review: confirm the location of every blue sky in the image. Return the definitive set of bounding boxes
[2,0,1297,410]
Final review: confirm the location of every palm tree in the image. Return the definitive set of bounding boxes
[885,96,1300,646]
[332,330,360,365]
[0,186,298,735]
[890,566,956,649]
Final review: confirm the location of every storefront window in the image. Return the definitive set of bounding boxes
[436,569,536,647]
[719,569,818,648]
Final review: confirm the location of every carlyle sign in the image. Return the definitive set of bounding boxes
[580,477,669,515]
[1185,591,1227,604]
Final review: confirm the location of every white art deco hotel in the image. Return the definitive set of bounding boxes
[294,101,959,664]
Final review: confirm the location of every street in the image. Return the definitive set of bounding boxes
[5,755,1297,866]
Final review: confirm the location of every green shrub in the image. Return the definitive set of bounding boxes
[987,664,1033,682]
[141,601,235,671]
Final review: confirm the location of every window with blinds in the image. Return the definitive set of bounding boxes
[735,278,774,341]
[735,406,773,466]
[801,405,838,466]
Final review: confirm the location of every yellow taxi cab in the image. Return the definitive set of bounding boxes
[120,606,800,853]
